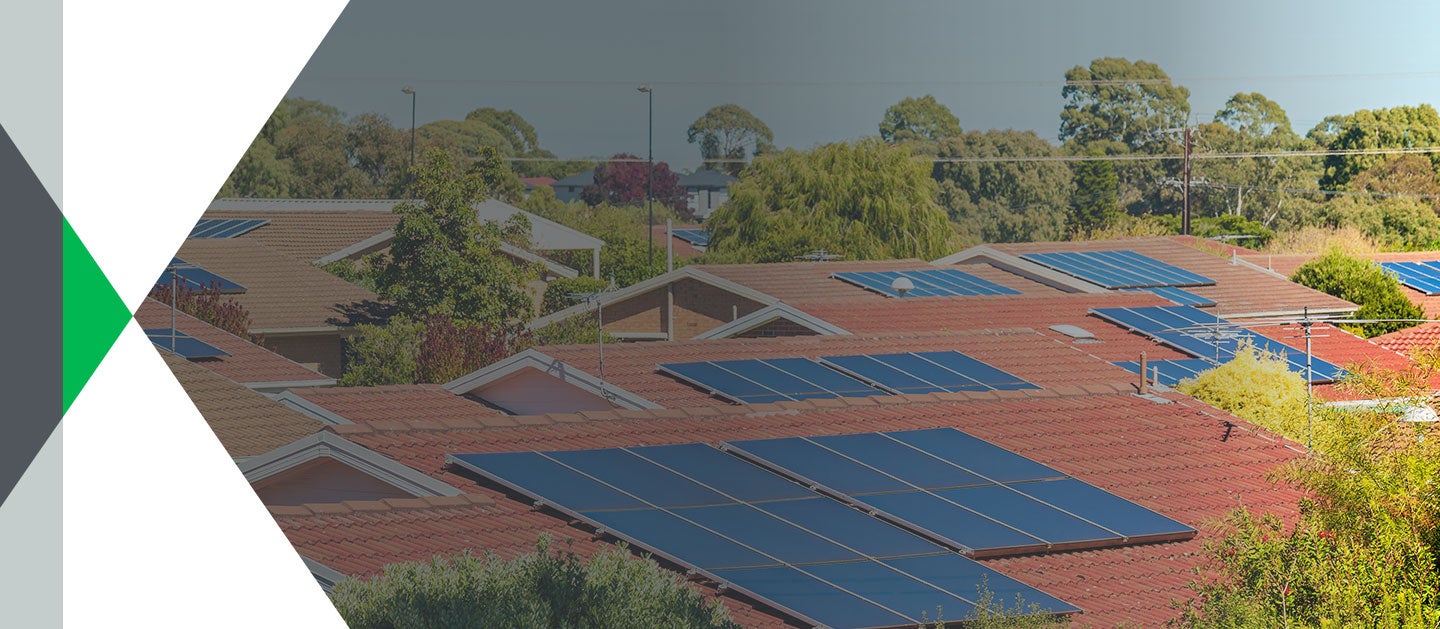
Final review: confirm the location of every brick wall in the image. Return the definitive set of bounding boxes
[264,332,343,377]
[601,278,765,339]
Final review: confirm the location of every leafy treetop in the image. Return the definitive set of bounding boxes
[686,104,775,176]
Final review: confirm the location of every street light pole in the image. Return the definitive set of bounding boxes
[401,86,416,198]
[638,84,654,272]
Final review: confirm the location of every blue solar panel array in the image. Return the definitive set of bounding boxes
[189,218,269,239]
[1092,305,1344,382]
[1122,286,1216,307]
[727,428,1195,557]
[658,358,887,404]
[1020,250,1215,289]
[672,229,710,246]
[449,443,1079,627]
[833,269,1021,298]
[143,328,230,358]
[1380,261,1440,295]
[821,351,1037,394]
[155,258,247,293]
[1112,358,1215,387]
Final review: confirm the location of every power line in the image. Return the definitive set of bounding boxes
[1189,179,1440,201]
[504,145,1440,165]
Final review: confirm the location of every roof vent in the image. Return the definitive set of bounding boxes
[1050,324,1099,343]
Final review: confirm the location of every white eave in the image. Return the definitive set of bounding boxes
[528,266,780,331]
[695,302,851,339]
[442,348,660,410]
[240,432,461,498]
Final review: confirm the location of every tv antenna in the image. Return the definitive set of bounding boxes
[568,277,619,400]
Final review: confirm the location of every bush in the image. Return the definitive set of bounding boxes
[338,315,424,386]
[1290,248,1426,337]
[330,537,738,629]
[1175,342,1308,440]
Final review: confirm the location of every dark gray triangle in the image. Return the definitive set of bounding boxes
[0,122,61,507]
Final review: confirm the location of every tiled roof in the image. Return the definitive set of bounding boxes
[532,329,1154,408]
[789,292,1192,364]
[327,392,1306,627]
[160,352,323,457]
[1248,321,1434,401]
[270,494,787,627]
[135,298,332,385]
[1241,250,1440,317]
[172,238,389,331]
[1374,322,1440,355]
[290,385,507,424]
[200,209,399,264]
[694,259,1062,304]
[984,237,1356,316]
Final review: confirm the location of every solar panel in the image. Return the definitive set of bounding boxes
[726,428,1195,557]
[448,444,1079,626]
[819,351,1037,394]
[189,218,269,239]
[1380,261,1440,295]
[1020,250,1215,289]
[1092,305,1345,382]
[1112,358,1215,386]
[155,258,247,293]
[1123,286,1216,307]
[658,358,887,404]
[833,269,1021,298]
[672,229,710,246]
[143,328,230,358]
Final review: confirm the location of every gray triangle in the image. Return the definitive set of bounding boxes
[0,122,61,507]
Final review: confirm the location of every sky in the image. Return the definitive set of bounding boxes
[287,0,1440,171]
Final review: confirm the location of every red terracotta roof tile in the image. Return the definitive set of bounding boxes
[172,238,388,331]
[136,298,332,385]
[695,259,1062,304]
[529,329,1155,409]
[290,384,505,424]
[324,393,1304,627]
[159,353,323,457]
[202,209,399,264]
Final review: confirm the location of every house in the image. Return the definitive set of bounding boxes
[157,353,326,460]
[549,169,593,203]
[135,298,335,391]
[265,388,1306,626]
[201,197,601,279]
[677,169,735,219]
[169,238,391,377]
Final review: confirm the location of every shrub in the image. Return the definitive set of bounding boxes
[1290,248,1426,337]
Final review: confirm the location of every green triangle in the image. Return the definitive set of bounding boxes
[62,217,133,415]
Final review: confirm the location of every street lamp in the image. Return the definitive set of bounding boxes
[637,84,653,272]
[401,86,416,198]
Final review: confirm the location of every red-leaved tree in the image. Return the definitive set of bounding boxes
[580,153,692,219]
[415,314,532,384]
[147,281,256,341]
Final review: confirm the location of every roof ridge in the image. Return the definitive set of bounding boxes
[325,386,1138,435]
[267,493,495,517]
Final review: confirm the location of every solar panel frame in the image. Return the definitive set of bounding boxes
[142,328,231,358]
[671,229,711,246]
[450,446,1080,627]
[189,218,269,239]
[1112,358,1215,386]
[1092,305,1345,382]
[726,428,1196,558]
[832,269,1021,298]
[1020,250,1215,289]
[658,358,887,404]
[1381,261,1440,295]
[819,351,1038,394]
[156,257,247,293]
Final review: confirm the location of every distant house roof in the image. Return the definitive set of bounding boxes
[288,385,508,425]
[948,236,1357,318]
[519,176,556,188]
[677,169,735,189]
[159,352,324,458]
[315,390,1306,627]
[551,169,594,188]
[135,298,334,387]
[171,238,390,332]
[1241,250,1440,318]
[697,259,1065,303]
[463,328,1155,410]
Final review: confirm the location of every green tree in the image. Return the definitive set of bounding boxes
[1290,249,1426,337]
[879,95,962,143]
[330,538,738,628]
[1348,154,1440,209]
[704,139,956,263]
[1067,153,1121,233]
[934,130,1072,244]
[338,316,424,386]
[345,112,409,198]
[1059,57,1191,151]
[1319,104,1440,190]
[1317,195,1440,251]
[1214,92,1298,143]
[686,104,775,176]
[370,148,538,326]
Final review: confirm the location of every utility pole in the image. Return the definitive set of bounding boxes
[1181,125,1193,236]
